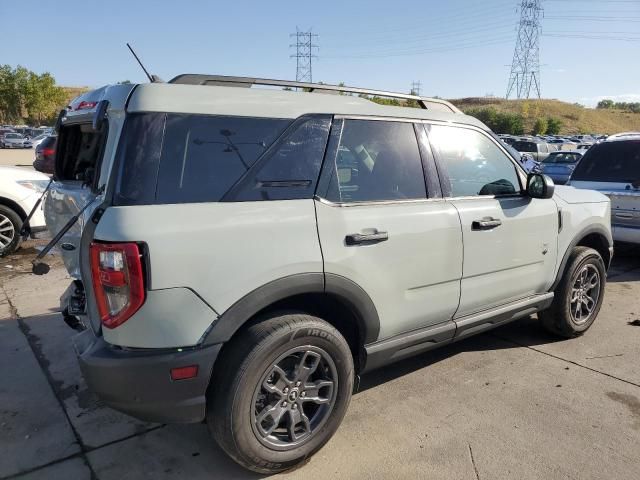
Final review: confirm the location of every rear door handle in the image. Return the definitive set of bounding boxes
[472,217,502,230]
[345,231,389,246]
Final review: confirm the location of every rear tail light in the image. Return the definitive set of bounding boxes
[90,242,145,329]
[41,147,55,157]
[76,101,98,111]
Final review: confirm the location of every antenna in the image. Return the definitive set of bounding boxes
[126,43,155,83]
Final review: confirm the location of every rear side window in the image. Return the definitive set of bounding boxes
[228,117,331,201]
[512,141,537,153]
[571,141,640,183]
[56,122,108,182]
[325,120,427,203]
[155,114,290,203]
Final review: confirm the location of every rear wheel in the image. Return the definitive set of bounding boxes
[539,246,606,338]
[0,205,22,257]
[208,313,354,474]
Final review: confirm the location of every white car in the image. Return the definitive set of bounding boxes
[0,166,49,256]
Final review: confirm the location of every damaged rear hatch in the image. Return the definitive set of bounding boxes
[44,84,135,278]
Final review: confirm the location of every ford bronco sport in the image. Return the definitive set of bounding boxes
[43,75,612,473]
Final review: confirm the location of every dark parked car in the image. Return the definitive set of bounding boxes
[33,136,57,174]
[538,150,584,185]
[512,139,554,162]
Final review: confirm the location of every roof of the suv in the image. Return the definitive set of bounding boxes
[126,81,487,130]
[603,132,640,142]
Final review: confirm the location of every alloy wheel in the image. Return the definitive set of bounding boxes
[570,263,601,325]
[251,346,338,450]
[0,213,15,250]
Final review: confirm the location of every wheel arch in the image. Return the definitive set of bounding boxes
[202,273,380,373]
[551,225,612,291]
[0,196,27,220]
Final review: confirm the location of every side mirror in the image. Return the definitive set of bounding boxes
[527,173,555,199]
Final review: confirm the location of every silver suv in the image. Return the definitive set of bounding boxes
[568,132,640,245]
[43,75,613,474]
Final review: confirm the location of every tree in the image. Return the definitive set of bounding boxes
[464,107,524,135]
[0,65,67,124]
[546,117,563,135]
[532,117,547,135]
[597,99,614,109]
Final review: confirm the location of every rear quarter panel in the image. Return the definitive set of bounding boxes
[94,200,323,347]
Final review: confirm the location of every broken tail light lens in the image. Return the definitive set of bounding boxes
[90,242,145,329]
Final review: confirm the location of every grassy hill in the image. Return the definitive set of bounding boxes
[449,97,640,135]
[62,86,90,104]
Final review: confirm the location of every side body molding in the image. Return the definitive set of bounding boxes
[202,273,381,346]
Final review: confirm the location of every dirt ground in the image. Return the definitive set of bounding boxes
[0,148,34,168]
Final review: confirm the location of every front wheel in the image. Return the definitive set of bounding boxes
[539,246,606,338]
[208,313,354,474]
[0,205,22,257]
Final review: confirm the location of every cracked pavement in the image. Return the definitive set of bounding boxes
[1,243,639,479]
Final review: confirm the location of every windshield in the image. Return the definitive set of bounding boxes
[543,152,581,164]
[5,133,21,139]
[571,140,640,182]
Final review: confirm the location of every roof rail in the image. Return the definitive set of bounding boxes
[168,74,462,113]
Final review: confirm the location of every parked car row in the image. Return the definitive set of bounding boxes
[0,125,54,149]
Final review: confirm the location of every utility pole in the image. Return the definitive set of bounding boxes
[506,0,542,99]
[410,81,422,96]
[290,28,319,83]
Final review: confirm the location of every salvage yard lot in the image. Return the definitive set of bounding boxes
[1,243,639,480]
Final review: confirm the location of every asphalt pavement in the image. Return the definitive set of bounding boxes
[1,241,639,480]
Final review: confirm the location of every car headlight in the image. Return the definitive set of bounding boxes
[16,179,50,193]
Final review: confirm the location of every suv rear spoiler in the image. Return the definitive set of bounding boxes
[168,74,462,113]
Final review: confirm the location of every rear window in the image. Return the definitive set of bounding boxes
[571,141,640,182]
[55,122,108,182]
[512,141,537,153]
[39,136,57,149]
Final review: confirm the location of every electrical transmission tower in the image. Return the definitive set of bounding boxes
[411,81,422,96]
[290,28,318,83]
[506,0,542,99]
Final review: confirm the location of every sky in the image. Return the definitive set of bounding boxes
[0,0,638,106]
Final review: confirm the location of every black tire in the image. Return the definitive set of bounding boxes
[207,313,354,474]
[0,205,22,257]
[539,246,606,338]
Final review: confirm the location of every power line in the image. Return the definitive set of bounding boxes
[289,28,318,83]
[411,81,422,96]
[506,0,543,99]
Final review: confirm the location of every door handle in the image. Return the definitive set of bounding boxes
[472,217,502,230]
[345,231,389,246]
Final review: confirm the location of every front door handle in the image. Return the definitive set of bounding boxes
[345,230,389,246]
[472,217,502,230]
